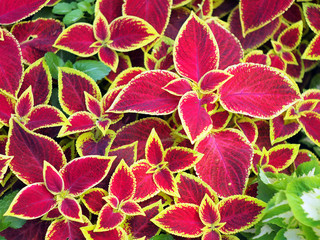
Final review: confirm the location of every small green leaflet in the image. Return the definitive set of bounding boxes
[73,60,111,81]
[0,190,26,231]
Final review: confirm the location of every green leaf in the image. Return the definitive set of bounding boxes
[44,52,64,79]
[251,224,280,240]
[63,9,84,26]
[257,169,291,202]
[52,2,73,15]
[296,160,320,177]
[261,191,294,228]
[300,224,320,239]
[286,176,320,227]
[0,190,26,231]
[150,234,174,240]
[309,73,320,89]
[73,60,111,81]
[274,228,306,240]
[77,2,91,13]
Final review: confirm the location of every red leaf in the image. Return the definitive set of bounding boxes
[235,118,258,144]
[58,197,82,222]
[111,118,174,160]
[84,92,102,118]
[19,58,52,105]
[0,92,15,126]
[93,12,110,42]
[109,70,180,114]
[151,203,204,237]
[15,87,34,118]
[219,63,301,118]
[278,21,303,51]
[176,172,218,206]
[5,183,56,219]
[199,70,233,92]
[218,195,266,234]
[109,160,136,203]
[121,200,145,216]
[96,204,125,231]
[7,118,66,184]
[298,111,320,146]
[43,161,64,194]
[199,195,220,226]
[0,28,22,97]
[0,155,12,182]
[96,0,123,23]
[302,34,320,61]
[145,128,164,166]
[0,0,49,25]
[164,7,189,40]
[54,24,98,57]
[239,0,294,36]
[283,3,303,24]
[163,78,193,96]
[81,188,107,214]
[11,18,63,64]
[132,161,159,202]
[123,0,172,35]
[195,129,253,197]
[76,132,113,156]
[99,47,119,72]
[46,218,90,240]
[229,8,280,51]
[58,67,101,115]
[270,113,301,144]
[109,67,145,90]
[178,91,213,143]
[173,12,219,82]
[206,18,243,70]
[165,147,202,173]
[124,200,161,239]
[58,112,95,137]
[81,225,127,240]
[108,16,158,52]
[303,3,320,33]
[153,167,178,197]
[25,105,68,131]
[268,144,299,171]
[60,156,114,196]
[105,141,137,184]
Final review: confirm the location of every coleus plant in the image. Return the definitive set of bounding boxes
[0,0,320,239]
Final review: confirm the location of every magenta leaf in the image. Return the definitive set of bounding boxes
[151,203,204,237]
[58,197,82,222]
[0,0,49,25]
[123,0,171,35]
[239,0,294,35]
[0,28,22,98]
[195,129,253,197]
[173,12,219,82]
[109,70,180,114]
[43,161,64,194]
[218,195,266,234]
[5,183,56,219]
[60,155,114,196]
[219,63,301,118]
[11,18,63,64]
[178,91,213,143]
[7,118,66,184]
[176,172,218,206]
[96,204,125,231]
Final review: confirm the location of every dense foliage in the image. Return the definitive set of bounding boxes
[0,0,320,239]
